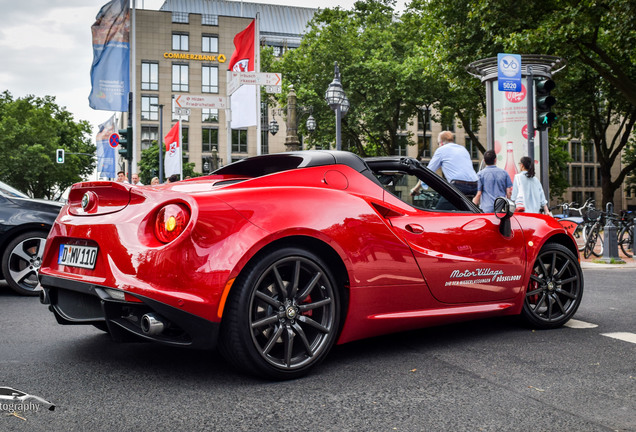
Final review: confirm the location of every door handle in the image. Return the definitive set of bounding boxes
[405,224,424,234]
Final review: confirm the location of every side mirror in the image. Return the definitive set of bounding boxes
[494,197,516,237]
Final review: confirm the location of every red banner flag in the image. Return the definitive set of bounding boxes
[164,121,181,177]
[229,19,255,72]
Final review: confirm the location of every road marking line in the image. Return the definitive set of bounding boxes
[565,319,598,329]
[601,332,636,344]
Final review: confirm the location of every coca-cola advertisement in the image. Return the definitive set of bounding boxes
[492,81,540,177]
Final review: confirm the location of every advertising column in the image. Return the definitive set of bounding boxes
[492,83,540,183]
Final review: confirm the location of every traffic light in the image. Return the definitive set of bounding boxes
[535,78,557,130]
[56,149,65,163]
[118,127,132,160]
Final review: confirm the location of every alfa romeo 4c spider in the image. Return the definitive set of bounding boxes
[39,151,583,379]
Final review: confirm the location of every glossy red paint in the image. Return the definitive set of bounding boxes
[38,151,581,375]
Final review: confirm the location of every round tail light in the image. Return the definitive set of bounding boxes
[155,204,190,243]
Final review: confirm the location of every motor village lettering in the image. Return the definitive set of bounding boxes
[445,268,521,286]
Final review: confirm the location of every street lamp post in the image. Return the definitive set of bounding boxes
[325,62,347,150]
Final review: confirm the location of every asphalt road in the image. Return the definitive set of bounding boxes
[1,267,634,432]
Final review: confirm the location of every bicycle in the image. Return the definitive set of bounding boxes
[617,211,634,258]
[583,207,605,259]
[552,199,596,251]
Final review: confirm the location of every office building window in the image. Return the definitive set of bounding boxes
[202,128,218,152]
[141,126,158,151]
[172,12,188,23]
[465,137,479,159]
[395,135,408,156]
[418,108,431,132]
[572,191,583,205]
[172,33,189,51]
[202,65,218,93]
[181,127,189,152]
[172,64,188,92]
[141,96,158,121]
[202,35,218,53]
[202,109,219,123]
[584,143,595,163]
[202,14,218,26]
[571,141,582,162]
[141,62,158,91]
[584,191,595,202]
[232,129,248,153]
[571,166,582,187]
[584,166,595,187]
[418,134,432,158]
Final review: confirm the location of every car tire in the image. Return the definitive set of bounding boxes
[521,243,583,329]
[1,230,48,296]
[219,247,341,380]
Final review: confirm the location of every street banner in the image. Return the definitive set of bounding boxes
[229,19,257,128]
[96,115,117,179]
[88,0,130,112]
[164,121,181,177]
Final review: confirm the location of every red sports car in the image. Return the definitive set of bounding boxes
[39,151,583,379]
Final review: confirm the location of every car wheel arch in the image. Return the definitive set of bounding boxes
[222,235,350,328]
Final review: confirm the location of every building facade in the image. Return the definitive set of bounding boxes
[125,0,634,210]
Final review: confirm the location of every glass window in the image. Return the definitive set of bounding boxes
[181,127,189,152]
[584,143,594,163]
[141,126,158,151]
[584,166,595,187]
[172,12,188,24]
[584,191,595,202]
[172,33,189,51]
[141,62,158,91]
[202,65,218,93]
[202,35,218,53]
[141,96,158,121]
[571,141,582,162]
[572,191,583,205]
[202,14,218,26]
[202,128,218,152]
[172,64,189,92]
[571,166,582,187]
[418,135,431,158]
[202,109,219,123]
[418,108,431,132]
[232,129,248,153]
[395,135,408,156]
[465,137,480,159]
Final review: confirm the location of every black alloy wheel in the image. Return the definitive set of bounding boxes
[522,243,583,329]
[220,247,340,380]
[1,230,48,296]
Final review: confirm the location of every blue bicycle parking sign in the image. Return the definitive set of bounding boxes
[497,53,522,92]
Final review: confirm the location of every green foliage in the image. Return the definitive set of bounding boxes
[0,91,94,199]
[137,142,199,184]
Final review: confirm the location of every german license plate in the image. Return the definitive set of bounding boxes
[58,244,98,269]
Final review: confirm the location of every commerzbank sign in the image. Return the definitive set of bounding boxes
[163,52,227,63]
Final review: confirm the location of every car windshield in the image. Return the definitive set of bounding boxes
[0,181,29,198]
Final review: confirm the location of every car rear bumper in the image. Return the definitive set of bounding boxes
[39,274,219,350]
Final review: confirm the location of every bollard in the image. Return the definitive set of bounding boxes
[601,203,625,263]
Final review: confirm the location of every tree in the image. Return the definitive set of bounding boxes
[0,91,94,199]
[137,142,198,184]
[408,0,636,205]
[270,0,446,156]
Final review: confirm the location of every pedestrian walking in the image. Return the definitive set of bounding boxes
[473,149,512,212]
[511,156,550,214]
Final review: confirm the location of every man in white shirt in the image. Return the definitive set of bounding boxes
[131,173,144,186]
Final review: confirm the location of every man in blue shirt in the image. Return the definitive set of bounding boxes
[473,149,513,212]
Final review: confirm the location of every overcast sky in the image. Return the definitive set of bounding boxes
[0,0,404,141]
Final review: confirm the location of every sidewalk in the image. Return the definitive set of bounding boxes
[580,253,636,269]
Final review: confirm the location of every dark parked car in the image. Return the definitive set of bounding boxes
[0,181,62,295]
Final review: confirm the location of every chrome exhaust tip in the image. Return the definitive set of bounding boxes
[40,288,50,305]
[140,313,167,336]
